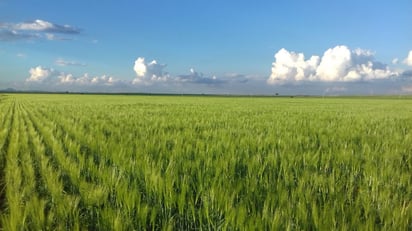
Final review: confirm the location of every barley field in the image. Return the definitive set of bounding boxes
[0,94,411,230]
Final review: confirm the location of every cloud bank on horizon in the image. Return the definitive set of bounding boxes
[268,45,401,85]
[23,45,412,94]
[27,66,118,87]
[132,57,234,85]
[24,56,252,93]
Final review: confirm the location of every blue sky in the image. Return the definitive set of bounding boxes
[1,0,411,94]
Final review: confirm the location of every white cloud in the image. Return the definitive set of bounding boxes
[133,57,147,77]
[26,66,118,86]
[268,48,319,84]
[404,51,412,66]
[268,45,399,84]
[133,57,169,84]
[27,66,55,82]
[0,19,79,42]
[58,73,117,85]
[58,73,77,84]
[316,46,353,81]
[132,56,244,86]
[55,58,86,66]
[90,75,117,85]
[14,19,54,31]
[12,19,80,34]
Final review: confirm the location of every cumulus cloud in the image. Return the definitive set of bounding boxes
[27,66,56,82]
[0,19,80,42]
[133,57,147,77]
[268,48,319,84]
[268,45,398,84]
[404,51,412,66]
[26,66,118,86]
[90,75,118,85]
[58,73,117,86]
[133,57,169,84]
[316,46,353,81]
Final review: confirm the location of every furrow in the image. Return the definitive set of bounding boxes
[0,99,15,214]
[0,100,25,230]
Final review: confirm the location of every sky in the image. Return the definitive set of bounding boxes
[1,0,411,95]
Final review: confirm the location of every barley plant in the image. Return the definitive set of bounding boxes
[0,94,411,230]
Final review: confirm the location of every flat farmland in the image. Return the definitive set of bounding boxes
[0,94,411,230]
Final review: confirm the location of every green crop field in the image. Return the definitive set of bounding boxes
[0,94,411,230]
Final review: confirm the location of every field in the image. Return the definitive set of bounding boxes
[0,94,411,230]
